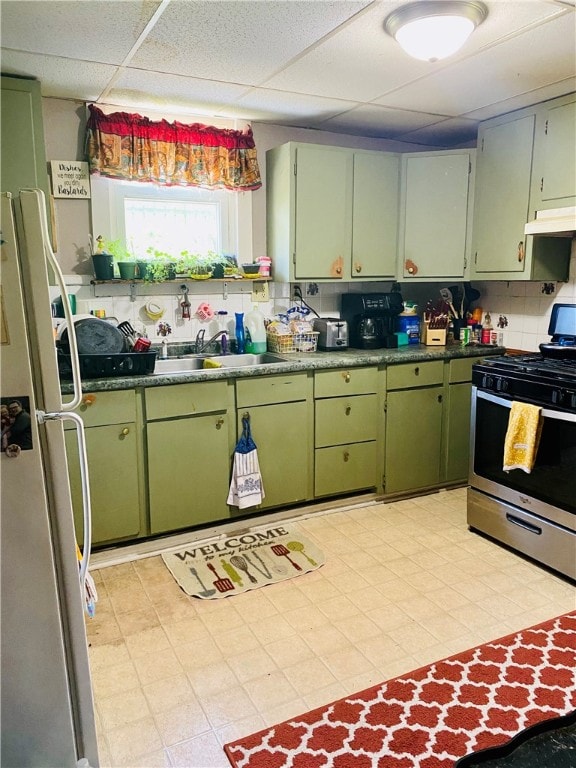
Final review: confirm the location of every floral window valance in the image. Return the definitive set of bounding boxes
[85,105,261,191]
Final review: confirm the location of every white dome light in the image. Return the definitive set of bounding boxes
[385,1,488,63]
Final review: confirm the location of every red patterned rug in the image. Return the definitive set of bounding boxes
[224,612,576,768]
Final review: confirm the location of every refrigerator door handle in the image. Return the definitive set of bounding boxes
[37,410,92,589]
[30,188,83,411]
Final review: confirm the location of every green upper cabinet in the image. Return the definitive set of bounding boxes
[471,114,535,276]
[267,142,399,281]
[1,76,50,201]
[531,94,576,208]
[351,152,399,279]
[293,144,352,279]
[471,94,573,282]
[398,150,474,280]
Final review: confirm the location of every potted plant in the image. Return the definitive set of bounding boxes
[144,248,177,282]
[181,250,223,280]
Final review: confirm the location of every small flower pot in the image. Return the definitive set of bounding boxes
[91,252,115,280]
[136,261,151,280]
[118,261,137,280]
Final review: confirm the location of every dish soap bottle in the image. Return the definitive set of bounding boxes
[244,305,267,354]
[235,312,245,354]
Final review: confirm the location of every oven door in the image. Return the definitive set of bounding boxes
[470,388,576,531]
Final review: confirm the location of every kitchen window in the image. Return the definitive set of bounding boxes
[90,175,252,262]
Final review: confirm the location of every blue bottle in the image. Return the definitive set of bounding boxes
[235,312,245,354]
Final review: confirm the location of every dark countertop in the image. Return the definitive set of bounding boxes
[60,344,505,393]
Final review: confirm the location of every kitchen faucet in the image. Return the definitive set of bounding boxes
[194,329,228,355]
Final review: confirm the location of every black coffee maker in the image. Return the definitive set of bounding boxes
[341,293,404,349]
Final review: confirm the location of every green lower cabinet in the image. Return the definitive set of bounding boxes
[65,423,141,546]
[238,401,310,509]
[315,441,377,497]
[444,382,473,484]
[384,386,444,494]
[147,414,231,534]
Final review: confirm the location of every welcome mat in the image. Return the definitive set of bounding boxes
[162,524,324,599]
[224,611,576,767]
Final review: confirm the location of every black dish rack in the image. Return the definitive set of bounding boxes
[57,351,157,379]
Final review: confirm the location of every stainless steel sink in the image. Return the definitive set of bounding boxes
[209,353,287,368]
[153,357,207,373]
[153,352,287,374]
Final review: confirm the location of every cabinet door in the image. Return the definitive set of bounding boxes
[385,387,443,494]
[1,76,50,202]
[294,145,352,280]
[239,401,310,509]
[537,98,576,205]
[352,152,398,279]
[401,153,471,278]
[148,414,231,534]
[65,424,141,546]
[444,382,472,484]
[472,115,535,275]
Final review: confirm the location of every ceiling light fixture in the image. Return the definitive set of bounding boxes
[384,1,488,62]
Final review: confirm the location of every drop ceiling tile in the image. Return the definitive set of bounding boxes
[216,88,359,126]
[130,0,371,85]
[396,117,480,148]
[106,69,250,116]
[318,104,447,140]
[373,12,576,117]
[261,2,427,102]
[465,78,576,121]
[0,0,160,64]
[0,50,118,101]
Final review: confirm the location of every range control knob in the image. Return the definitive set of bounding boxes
[551,389,563,406]
[481,374,493,389]
[494,376,509,393]
[570,392,576,410]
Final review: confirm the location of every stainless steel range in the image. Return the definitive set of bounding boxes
[468,303,576,580]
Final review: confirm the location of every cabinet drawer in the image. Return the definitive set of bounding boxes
[315,367,378,397]
[315,441,377,497]
[387,360,444,390]
[145,380,229,420]
[315,394,377,447]
[449,357,476,383]
[64,389,136,428]
[236,373,309,407]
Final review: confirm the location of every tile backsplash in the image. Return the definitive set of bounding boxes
[58,244,575,352]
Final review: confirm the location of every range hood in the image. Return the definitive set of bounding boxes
[524,206,576,236]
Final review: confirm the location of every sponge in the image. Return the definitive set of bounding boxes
[203,358,223,369]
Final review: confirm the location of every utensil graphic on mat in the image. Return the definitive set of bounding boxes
[271,544,302,571]
[221,559,243,587]
[230,555,257,584]
[188,567,216,598]
[244,552,271,579]
[206,563,234,593]
[287,541,318,567]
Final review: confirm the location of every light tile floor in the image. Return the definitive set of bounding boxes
[88,488,575,767]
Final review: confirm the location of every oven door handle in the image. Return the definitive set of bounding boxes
[476,389,576,423]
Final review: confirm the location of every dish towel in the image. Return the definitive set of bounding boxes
[227,415,265,509]
[503,401,543,473]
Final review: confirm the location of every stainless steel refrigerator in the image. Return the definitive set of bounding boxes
[1,190,99,767]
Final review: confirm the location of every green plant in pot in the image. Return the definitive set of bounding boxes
[98,238,137,280]
[145,248,177,282]
[182,250,222,280]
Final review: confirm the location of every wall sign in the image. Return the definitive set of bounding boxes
[50,161,91,198]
